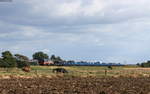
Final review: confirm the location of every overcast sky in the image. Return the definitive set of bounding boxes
[0,0,150,63]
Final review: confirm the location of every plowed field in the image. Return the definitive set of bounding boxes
[0,76,150,94]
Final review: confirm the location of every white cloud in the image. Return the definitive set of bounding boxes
[41,49,50,53]
[20,0,150,24]
[1,0,150,63]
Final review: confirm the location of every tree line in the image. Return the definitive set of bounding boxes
[137,61,150,67]
[0,51,64,68]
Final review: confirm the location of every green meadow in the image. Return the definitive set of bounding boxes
[0,66,149,78]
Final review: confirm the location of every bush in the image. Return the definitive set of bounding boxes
[52,68,68,73]
[0,59,9,68]
[108,66,113,69]
[140,61,150,67]
[0,51,17,68]
[17,61,30,68]
[0,57,17,68]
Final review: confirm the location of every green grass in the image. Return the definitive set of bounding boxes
[0,66,148,78]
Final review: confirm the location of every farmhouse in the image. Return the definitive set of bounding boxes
[39,59,54,65]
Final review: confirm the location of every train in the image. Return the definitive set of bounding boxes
[61,62,124,66]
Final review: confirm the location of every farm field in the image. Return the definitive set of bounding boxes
[0,66,149,78]
[0,76,150,94]
[0,66,150,94]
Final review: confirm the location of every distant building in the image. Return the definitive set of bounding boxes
[29,59,54,66]
[39,59,54,65]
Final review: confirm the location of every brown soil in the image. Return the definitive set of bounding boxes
[0,76,150,94]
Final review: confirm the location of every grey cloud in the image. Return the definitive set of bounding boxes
[1,0,150,26]
[1,0,150,63]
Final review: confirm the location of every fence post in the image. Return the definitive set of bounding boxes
[105,69,107,76]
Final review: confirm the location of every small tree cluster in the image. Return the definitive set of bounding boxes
[0,50,65,67]
[32,52,49,63]
[0,51,17,68]
[139,61,150,67]
[0,51,30,68]
[32,52,64,65]
[14,54,30,68]
[50,55,63,65]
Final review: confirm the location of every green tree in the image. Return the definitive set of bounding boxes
[0,51,17,68]
[56,56,63,61]
[14,54,30,68]
[50,55,56,61]
[32,52,49,63]
[3,57,17,68]
[14,54,29,61]
[0,58,8,68]
[50,55,63,65]
[140,61,150,67]
[2,51,13,59]
[17,61,30,68]
[136,63,140,66]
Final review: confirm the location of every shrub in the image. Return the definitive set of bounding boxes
[17,60,30,68]
[0,59,9,68]
[52,68,68,73]
[0,51,17,68]
[140,61,150,67]
[108,66,113,70]
[0,57,17,68]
